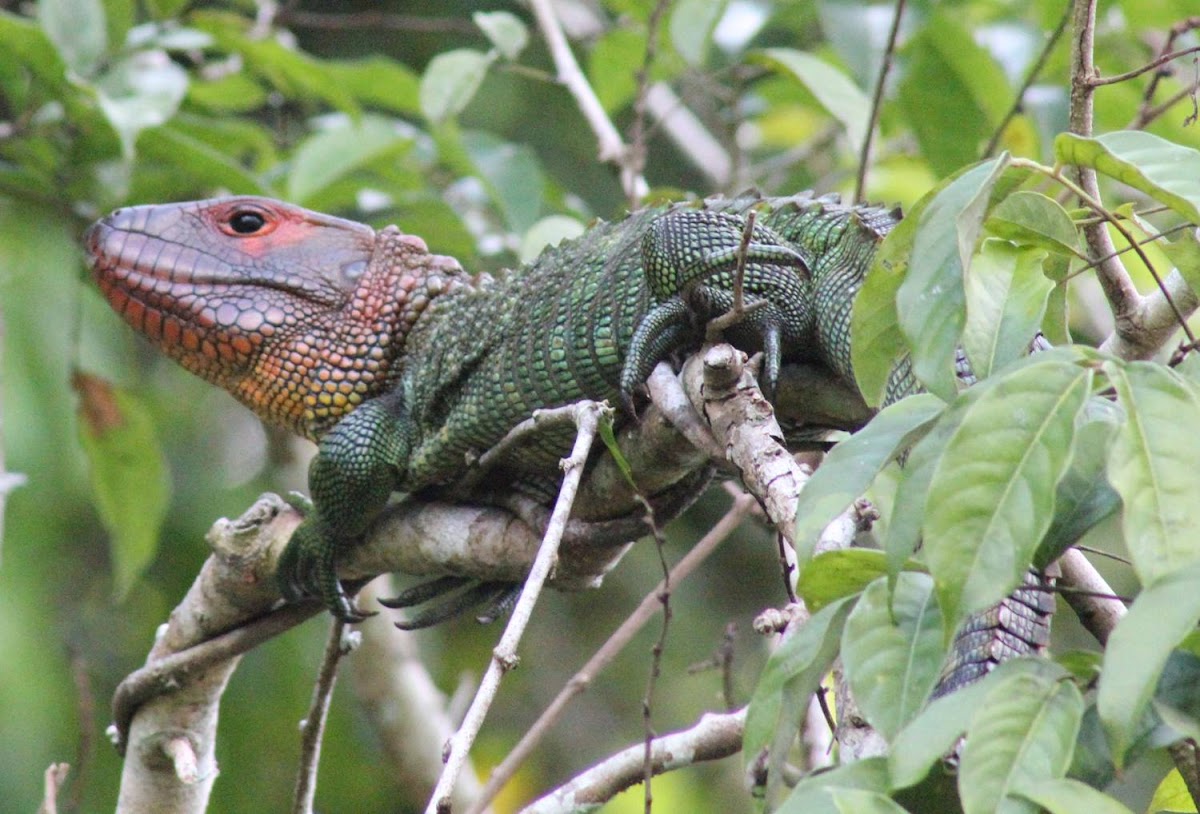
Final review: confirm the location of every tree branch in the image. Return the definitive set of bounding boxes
[520,708,746,814]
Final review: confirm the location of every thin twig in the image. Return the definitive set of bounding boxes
[1067,0,1144,338]
[292,618,352,814]
[854,0,906,203]
[527,0,647,201]
[427,402,606,814]
[451,403,583,497]
[641,513,671,813]
[38,763,70,814]
[467,492,755,814]
[275,9,477,33]
[982,1,1071,159]
[1089,45,1200,86]
[111,599,324,753]
[1129,79,1200,129]
[706,211,760,340]
[627,0,671,210]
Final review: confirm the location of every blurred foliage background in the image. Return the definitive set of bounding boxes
[0,0,1197,811]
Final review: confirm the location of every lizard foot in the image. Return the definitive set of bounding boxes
[276,519,375,623]
[382,578,519,630]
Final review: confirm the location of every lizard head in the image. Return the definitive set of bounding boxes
[86,196,465,440]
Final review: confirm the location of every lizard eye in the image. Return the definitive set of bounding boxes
[228,210,267,234]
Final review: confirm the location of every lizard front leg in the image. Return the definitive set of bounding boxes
[277,392,414,622]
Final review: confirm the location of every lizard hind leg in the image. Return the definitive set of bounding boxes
[620,296,693,415]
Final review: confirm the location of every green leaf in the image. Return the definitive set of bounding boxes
[1097,562,1200,767]
[841,574,945,739]
[1055,131,1200,224]
[1034,406,1121,568]
[958,671,1085,814]
[75,376,170,601]
[851,211,917,407]
[38,0,107,76]
[194,11,359,114]
[1104,360,1200,586]
[897,13,1012,175]
[473,11,528,61]
[519,215,586,264]
[463,131,546,233]
[794,393,944,562]
[777,758,890,814]
[134,123,269,195]
[962,239,1053,380]
[896,155,1010,400]
[324,57,421,116]
[831,789,910,814]
[889,658,1068,790]
[186,71,268,113]
[744,598,855,805]
[753,48,870,153]
[587,27,643,112]
[799,549,894,612]
[1148,769,1200,814]
[420,48,495,124]
[670,0,728,66]
[883,391,971,588]
[286,116,412,206]
[1154,650,1200,744]
[986,191,1082,259]
[95,51,189,154]
[924,351,1093,632]
[1012,777,1135,814]
[1159,226,1200,302]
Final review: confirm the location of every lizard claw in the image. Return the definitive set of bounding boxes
[276,517,375,622]
[384,578,519,629]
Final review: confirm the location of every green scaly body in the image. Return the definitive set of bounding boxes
[85,190,1049,693]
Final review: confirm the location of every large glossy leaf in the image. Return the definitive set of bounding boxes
[794,393,944,562]
[744,597,856,805]
[1011,777,1134,814]
[889,658,1069,790]
[462,131,547,233]
[896,155,1010,400]
[1097,562,1200,767]
[1104,360,1200,586]
[841,574,945,739]
[924,351,1093,632]
[958,671,1085,814]
[1056,131,1200,224]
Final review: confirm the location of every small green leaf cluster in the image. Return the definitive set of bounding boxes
[751,134,1200,811]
